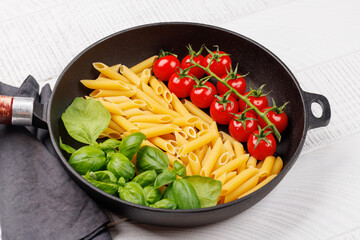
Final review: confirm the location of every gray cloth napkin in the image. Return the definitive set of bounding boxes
[0,76,112,240]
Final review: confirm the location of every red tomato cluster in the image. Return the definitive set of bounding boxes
[153,46,289,160]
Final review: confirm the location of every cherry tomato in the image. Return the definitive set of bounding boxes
[247,130,276,160]
[210,95,239,125]
[202,49,232,77]
[217,74,246,99]
[190,82,217,109]
[168,72,196,98]
[258,107,288,133]
[229,112,259,142]
[181,46,205,79]
[153,52,180,81]
[239,92,269,115]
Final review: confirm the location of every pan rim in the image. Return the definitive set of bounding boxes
[48,21,308,214]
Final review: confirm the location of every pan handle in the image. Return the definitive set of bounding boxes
[0,95,47,128]
[303,91,331,130]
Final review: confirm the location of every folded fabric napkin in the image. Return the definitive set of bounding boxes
[0,76,112,240]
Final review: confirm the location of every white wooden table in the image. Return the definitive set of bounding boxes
[1,0,360,239]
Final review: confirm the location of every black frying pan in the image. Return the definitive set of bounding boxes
[0,22,330,227]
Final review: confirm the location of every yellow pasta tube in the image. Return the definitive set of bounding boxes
[130,55,158,74]
[102,127,121,139]
[200,138,223,177]
[256,160,264,169]
[247,156,257,168]
[233,141,245,157]
[93,98,123,115]
[211,154,249,179]
[128,114,173,123]
[213,152,229,170]
[219,131,238,145]
[194,146,208,163]
[223,140,235,159]
[149,76,163,95]
[195,121,210,131]
[224,174,259,203]
[177,130,217,156]
[140,124,181,139]
[119,65,141,86]
[103,96,131,104]
[148,137,176,155]
[141,140,157,148]
[239,174,277,198]
[170,93,191,117]
[215,172,227,186]
[225,171,237,183]
[201,145,212,166]
[181,99,213,125]
[259,156,275,177]
[221,168,258,196]
[98,64,121,78]
[157,80,172,103]
[133,122,164,130]
[89,89,136,98]
[139,69,151,85]
[141,83,169,108]
[186,163,193,176]
[270,156,283,175]
[174,131,189,146]
[188,152,201,175]
[122,108,146,118]
[182,126,196,138]
[93,62,131,83]
[108,120,125,134]
[171,116,199,126]
[237,161,247,174]
[81,79,130,90]
[112,114,139,132]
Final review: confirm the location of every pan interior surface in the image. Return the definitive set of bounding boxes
[49,23,306,226]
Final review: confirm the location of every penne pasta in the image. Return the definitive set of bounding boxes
[166,152,184,167]
[194,146,208,163]
[133,122,164,130]
[224,171,237,183]
[108,120,126,134]
[148,137,176,155]
[141,83,169,108]
[140,124,181,139]
[149,76,163,95]
[102,127,121,139]
[170,93,190,116]
[103,96,131,104]
[224,174,259,203]
[211,154,249,179]
[128,114,173,123]
[182,126,196,138]
[89,89,136,98]
[171,116,199,126]
[92,98,123,115]
[258,156,275,177]
[98,64,121,78]
[223,140,235,160]
[221,168,258,196]
[174,131,189,146]
[157,80,172,103]
[239,174,277,199]
[216,172,227,186]
[139,69,151,85]
[270,156,283,175]
[130,55,158,74]
[81,79,130,90]
[246,156,257,168]
[200,138,223,177]
[93,62,131,83]
[188,152,201,175]
[122,108,147,118]
[119,65,141,86]
[177,130,217,157]
[181,99,214,125]
[112,114,139,132]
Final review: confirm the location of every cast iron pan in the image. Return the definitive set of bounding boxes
[0,22,331,227]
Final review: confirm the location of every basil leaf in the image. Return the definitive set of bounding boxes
[153,169,176,188]
[150,199,177,209]
[118,132,146,160]
[132,170,157,188]
[99,139,121,150]
[69,146,106,175]
[107,153,135,181]
[173,160,186,177]
[61,98,111,145]
[118,182,146,206]
[136,146,169,174]
[185,176,222,208]
[118,177,126,187]
[84,171,119,195]
[59,137,76,154]
[163,178,201,209]
[143,186,161,204]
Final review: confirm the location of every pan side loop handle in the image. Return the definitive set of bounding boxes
[0,95,34,125]
[303,91,331,130]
